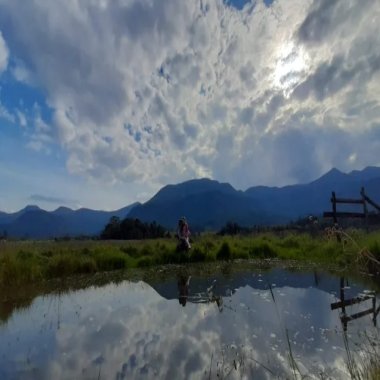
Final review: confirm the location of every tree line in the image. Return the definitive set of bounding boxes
[100,216,168,240]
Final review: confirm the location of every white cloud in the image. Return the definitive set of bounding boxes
[11,59,34,84]
[16,109,27,127]
[0,101,14,123]
[24,105,54,154]
[0,30,8,73]
[0,0,379,190]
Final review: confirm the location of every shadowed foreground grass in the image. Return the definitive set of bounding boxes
[1,229,380,288]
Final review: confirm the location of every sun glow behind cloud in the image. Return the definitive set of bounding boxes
[272,41,310,97]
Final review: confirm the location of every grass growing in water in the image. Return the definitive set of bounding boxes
[208,280,380,379]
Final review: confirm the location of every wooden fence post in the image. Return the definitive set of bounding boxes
[361,187,369,232]
[331,192,341,242]
[332,192,337,224]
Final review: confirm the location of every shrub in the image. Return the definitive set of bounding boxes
[47,255,76,277]
[249,242,277,258]
[217,242,232,261]
[95,252,127,271]
[0,255,25,286]
[120,246,140,258]
[369,241,380,259]
[77,257,97,273]
[203,240,216,254]
[234,250,249,260]
[280,236,300,249]
[140,245,154,257]
[47,255,97,277]
[81,248,92,255]
[137,257,155,267]
[189,247,206,262]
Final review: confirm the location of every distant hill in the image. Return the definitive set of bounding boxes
[2,210,69,239]
[0,205,42,225]
[2,166,380,238]
[0,203,139,239]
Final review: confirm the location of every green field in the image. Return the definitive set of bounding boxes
[1,228,380,287]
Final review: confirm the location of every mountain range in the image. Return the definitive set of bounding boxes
[0,203,138,239]
[128,166,380,230]
[2,166,380,239]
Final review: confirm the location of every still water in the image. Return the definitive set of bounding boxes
[0,264,379,379]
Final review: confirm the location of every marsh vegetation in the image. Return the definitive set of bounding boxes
[1,228,380,287]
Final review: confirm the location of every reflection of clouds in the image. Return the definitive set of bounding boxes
[0,275,379,379]
[45,284,214,379]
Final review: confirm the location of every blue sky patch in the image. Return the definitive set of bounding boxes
[0,69,53,124]
[226,0,274,10]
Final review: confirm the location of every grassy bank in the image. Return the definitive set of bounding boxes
[1,229,380,287]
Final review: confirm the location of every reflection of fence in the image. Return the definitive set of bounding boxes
[330,278,379,331]
[323,187,380,230]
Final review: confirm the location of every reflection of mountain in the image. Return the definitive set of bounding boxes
[145,268,364,303]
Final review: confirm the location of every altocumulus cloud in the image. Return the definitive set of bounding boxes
[0,0,380,189]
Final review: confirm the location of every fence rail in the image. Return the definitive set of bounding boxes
[323,187,380,229]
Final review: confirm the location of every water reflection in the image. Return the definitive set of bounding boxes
[330,277,379,331]
[176,271,224,311]
[177,273,190,307]
[0,265,379,380]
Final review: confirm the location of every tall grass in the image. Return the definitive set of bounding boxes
[1,228,380,287]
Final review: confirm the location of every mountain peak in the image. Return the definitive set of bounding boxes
[313,167,348,184]
[150,178,236,204]
[326,167,343,176]
[21,205,42,212]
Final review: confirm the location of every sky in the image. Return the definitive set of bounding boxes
[0,0,380,212]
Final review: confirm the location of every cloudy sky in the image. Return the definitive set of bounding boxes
[0,0,380,212]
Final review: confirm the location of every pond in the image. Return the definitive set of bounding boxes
[0,263,379,379]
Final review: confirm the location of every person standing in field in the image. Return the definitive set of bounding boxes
[177,217,191,250]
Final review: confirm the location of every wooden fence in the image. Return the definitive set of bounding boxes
[323,187,380,229]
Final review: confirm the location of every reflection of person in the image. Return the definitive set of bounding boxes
[177,217,191,250]
[178,275,191,307]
